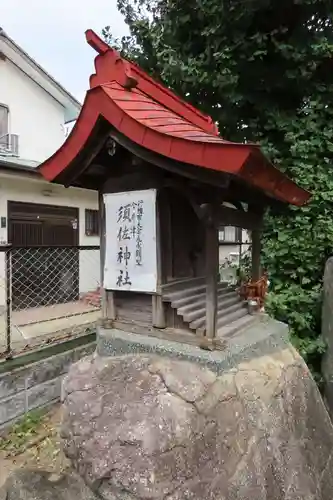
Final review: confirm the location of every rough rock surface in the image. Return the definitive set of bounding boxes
[0,469,98,500]
[61,350,333,500]
[322,256,333,415]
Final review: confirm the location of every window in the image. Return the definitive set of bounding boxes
[235,227,242,243]
[219,226,242,243]
[219,228,225,242]
[85,209,99,236]
[0,104,9,140]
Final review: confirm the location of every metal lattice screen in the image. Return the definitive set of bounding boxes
[0,245,101,359]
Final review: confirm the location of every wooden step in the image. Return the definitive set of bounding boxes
[163,281,230,302]
[163,284,206,302]
[161,276,205,295]
[170,286,236,309]
[189,302,247,331]
[177,291,240,316]
[183,296,243,324]
[162,275,251,338]
[162,276,227,295]
[217,314,257,339]
[184,307,206,324]
[217,307,248,329]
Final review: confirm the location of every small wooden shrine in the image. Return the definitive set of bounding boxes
[38,30,310,349]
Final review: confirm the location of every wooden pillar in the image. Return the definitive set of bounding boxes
[164,190,173,281]
[251,228,261,282]
[152,295,166,328]
[152,191,166,328]
[205,218,219,339]
[99,191,116,321]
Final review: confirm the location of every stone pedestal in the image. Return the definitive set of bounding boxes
[59,318,333,499]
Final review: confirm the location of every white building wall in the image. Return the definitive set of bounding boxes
[0,174,100,308]
[0,58,66,162]
[219,228,250,283]
[219,228,250,263]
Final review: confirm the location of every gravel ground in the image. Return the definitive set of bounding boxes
[0,405,70,487]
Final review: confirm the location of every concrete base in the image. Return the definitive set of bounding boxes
[0,341,95,429]
[97,314,289,374]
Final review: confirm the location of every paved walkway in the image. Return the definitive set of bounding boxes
[0,302,100,349]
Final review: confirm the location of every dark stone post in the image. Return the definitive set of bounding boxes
[322,257,333,414]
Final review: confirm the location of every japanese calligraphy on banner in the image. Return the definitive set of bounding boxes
[103,189,157,293]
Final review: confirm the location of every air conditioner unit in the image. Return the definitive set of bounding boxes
[0,133,19,157]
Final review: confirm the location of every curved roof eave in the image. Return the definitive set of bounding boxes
[85,29,219,137]
[38,83,310,207]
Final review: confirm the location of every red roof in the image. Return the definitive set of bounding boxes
[38,30,310,207]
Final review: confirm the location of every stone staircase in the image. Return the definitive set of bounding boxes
[162,277,256,337]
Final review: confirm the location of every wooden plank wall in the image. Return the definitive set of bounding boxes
[165,303,193,332]
[114,291,153,326]
[166,189,205,280]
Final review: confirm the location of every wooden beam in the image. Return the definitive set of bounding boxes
[251,228,261,282]
[224,181,286,211]
[164,179,203,219]
[205,214,219,339]
[163,179,222,220]
[217,205,263,230]
[102,170,163,194]
[159,189,173,282]
[110,129,231,189]
[99,190,116,320]
[152,191,166,328]
[63,128,111,187]
[152,295,166,328]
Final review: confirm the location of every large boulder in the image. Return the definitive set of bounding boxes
[0,469,98,500]
[61,347,333,499]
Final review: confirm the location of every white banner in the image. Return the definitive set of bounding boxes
[104,189,157,293]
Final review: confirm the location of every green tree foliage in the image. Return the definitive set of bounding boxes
[105,0,333,379]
